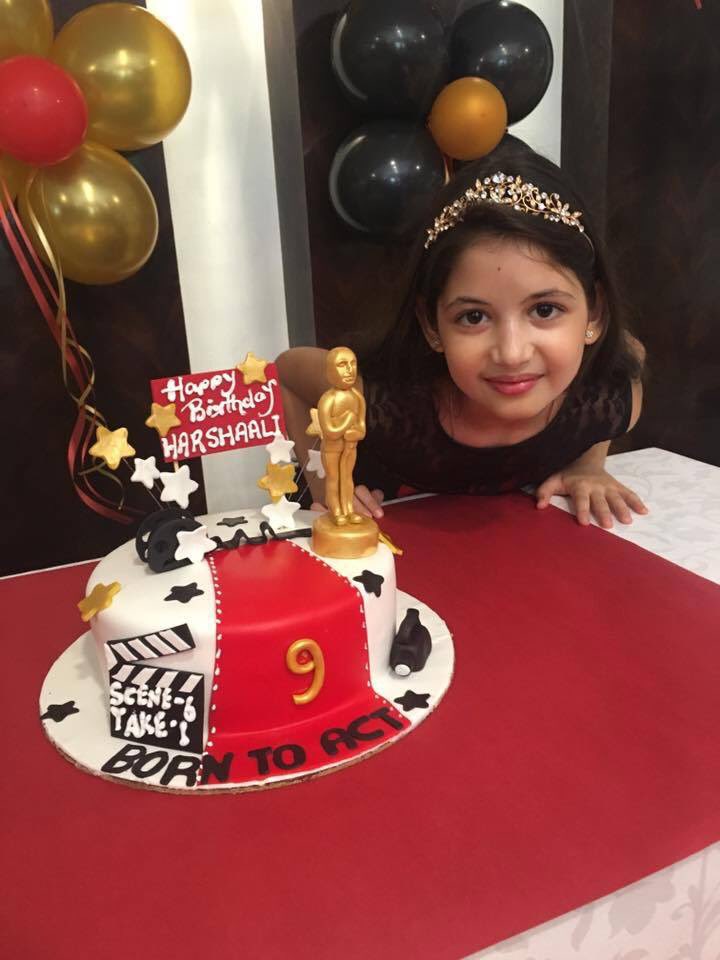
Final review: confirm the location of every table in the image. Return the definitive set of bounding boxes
[468,448,720,959]
[2,447,719,960]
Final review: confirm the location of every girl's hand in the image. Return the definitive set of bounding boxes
[535,467,648,529]
[354,485,385,519]
[311,486,385,519]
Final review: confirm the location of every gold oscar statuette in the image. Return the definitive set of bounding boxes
[309,347,379,559]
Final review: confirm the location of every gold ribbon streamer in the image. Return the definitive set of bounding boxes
[20,172,131,514]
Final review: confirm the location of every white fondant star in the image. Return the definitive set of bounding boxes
[306,448,325,479]
[265,431,296,464]
[174,525,216,565]
[130,456,161,490]
[159,465,199,509]
[261,496,301,531]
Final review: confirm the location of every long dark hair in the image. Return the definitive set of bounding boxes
[360,142,641,390]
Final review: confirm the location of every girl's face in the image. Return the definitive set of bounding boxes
[425,237,602,430]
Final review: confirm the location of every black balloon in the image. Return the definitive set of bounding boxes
[331,0,448,118]
[329,122,446,236]
[450,1,553,124]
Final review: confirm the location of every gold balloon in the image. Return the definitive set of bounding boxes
[18,141,159,285]
[428,78,508,162]
[0,0,54,61]
[0,153,32,210]
[50,3,191,151]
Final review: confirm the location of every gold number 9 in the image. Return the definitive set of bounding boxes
[286,639,325,705]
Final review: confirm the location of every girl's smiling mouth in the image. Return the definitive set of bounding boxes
[484,374,543,395]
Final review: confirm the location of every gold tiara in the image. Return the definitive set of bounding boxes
[424,172,590,250]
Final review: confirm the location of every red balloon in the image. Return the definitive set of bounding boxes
[0,55,87,166]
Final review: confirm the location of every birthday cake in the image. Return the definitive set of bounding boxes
[39,350,454,791]
[40,508,453,791]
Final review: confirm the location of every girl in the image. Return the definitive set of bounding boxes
[278,147,647,530]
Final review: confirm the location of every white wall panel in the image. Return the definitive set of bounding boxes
[147,0,289,512]
[507,0,563,164]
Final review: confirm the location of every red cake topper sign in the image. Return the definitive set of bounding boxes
[150,360,286,463]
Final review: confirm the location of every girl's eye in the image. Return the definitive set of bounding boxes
[457,309,488,326]
[532,302,563,321]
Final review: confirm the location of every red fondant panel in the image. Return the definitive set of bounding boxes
[205,540,408,782]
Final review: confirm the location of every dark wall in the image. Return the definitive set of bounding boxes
[1,0,204,576]
[561,0,614,236]
[606,0,720,465]
[293,0,419,349]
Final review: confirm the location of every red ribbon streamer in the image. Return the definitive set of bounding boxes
[0,178,139,524]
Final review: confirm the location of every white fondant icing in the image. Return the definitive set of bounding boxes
[260,496,301,531]
[130,456,161,490]
[174,525,217,565]
[87,546,217,746]
[306,448,325,479]
[159,465,199,509]
[264,431,295,464]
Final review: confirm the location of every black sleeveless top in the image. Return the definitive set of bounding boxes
[353,373,633,499]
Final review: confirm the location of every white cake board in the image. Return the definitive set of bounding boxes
[40,591,454,794]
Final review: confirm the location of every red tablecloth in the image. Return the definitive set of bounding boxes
[4,494,720,960]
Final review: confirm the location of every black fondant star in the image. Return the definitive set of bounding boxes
[41,701,80,722]
[353,569,384,598]
[217,516,247,528]
[164,582,204,604]
[394,690,430,712]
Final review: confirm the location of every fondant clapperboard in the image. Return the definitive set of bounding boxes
[105,626,204,754]
[151,361,286,462]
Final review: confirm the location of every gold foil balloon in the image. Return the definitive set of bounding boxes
[0,153,31,209]
[0,0,54,61]
[428,77,507,161]
[19,141,159,285]
[50,3,192,151]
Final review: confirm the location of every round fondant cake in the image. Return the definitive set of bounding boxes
[41,509,454,791]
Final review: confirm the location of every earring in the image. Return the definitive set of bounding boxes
[585,329,594,341]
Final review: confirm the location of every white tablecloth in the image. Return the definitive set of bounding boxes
[466,448,720,960]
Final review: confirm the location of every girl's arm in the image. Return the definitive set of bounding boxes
[535,338,648,528]
[276,347,329,505]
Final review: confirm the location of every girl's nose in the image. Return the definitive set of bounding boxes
[490,323,534,367]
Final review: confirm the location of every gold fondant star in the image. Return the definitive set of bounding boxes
[306,407,322,437]
[78,581,121,622]
[237,351,268,385]
[145,402,181,438]
[88,426,135,470]
[257,461,298,503]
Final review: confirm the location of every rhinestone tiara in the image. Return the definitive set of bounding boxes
[424,172,592,250]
